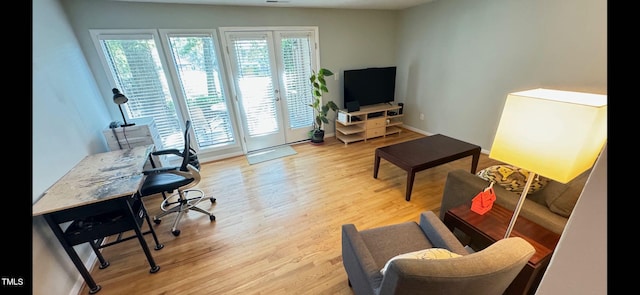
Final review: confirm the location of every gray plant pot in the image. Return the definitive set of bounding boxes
[310,130,325,143]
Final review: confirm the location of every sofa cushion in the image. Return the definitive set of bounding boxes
[545,169,591,217]
[380,248,461,275]
[477,165,549,194]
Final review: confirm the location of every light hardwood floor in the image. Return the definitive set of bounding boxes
[79,129,501,295]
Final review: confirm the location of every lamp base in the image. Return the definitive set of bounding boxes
[120,123,136,127]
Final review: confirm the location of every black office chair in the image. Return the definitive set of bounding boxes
[139,120,216,236]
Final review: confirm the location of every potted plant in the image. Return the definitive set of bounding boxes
[309,68,339,143]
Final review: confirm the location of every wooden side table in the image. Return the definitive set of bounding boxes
[443,203,560,295]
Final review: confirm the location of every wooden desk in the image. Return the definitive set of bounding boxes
[373,134,481,201]
[33,145,162,294]
[443,203,560,295]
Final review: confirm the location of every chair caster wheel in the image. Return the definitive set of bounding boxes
[172,229,181,236]
[154,218,161,225]
[209,215,216,221]
[210,197,216,204]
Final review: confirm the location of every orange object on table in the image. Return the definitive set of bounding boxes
[471,182,496,215]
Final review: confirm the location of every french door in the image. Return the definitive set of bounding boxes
[221,27,318,152]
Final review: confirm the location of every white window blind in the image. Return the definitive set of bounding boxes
[280,35,314,129]
[230,37,279,136]
[95,33,183,150]
[165,34,235,148]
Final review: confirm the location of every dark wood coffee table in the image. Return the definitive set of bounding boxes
[443,203,561,295]
[373,134,481,201]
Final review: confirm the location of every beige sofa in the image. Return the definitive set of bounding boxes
[438,168,591,235]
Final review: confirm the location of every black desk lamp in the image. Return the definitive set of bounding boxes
[112,88,135,127]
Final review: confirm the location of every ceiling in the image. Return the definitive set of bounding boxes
[113,0,437,10]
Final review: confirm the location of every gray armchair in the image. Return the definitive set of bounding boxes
[341,211,535,295]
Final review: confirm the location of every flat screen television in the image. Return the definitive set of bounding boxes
[343,66,396,109]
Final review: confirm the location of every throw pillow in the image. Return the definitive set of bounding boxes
[380,248,462,275]
[476,165,549,194]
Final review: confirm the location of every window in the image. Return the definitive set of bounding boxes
[90,29,236,152]
[279,33,315,130]
[92,27,318,155]
[161,30,235,148]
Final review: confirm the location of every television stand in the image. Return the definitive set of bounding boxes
[367,112,385,118]
[335,103,404,145]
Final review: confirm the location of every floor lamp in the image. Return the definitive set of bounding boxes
[488,88,607,239]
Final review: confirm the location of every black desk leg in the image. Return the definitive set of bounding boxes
[139,196,164,251]
[43,214,102,294]
[89,240,110,269]
[123,198,161,273]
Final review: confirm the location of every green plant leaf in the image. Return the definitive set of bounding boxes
[326,101,339,111]
[319,68,334,76]
[309,68,338,131]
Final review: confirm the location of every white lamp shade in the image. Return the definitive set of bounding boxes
[489,89,607,183]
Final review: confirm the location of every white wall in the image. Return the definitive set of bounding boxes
[32,0,112,294]
[396,0,606,149]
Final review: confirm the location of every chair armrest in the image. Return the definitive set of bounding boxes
[419,211,468,255]
[142,166,179,175]
[379,237,534,295]
[341,224,383,287]
[151,148,182,157]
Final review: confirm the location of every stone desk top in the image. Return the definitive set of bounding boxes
[33,145,153,216]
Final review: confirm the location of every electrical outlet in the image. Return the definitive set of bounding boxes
[420,113,424,120]
[334,72,339,81]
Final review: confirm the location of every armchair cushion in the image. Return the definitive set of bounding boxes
[380,248,461,275]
